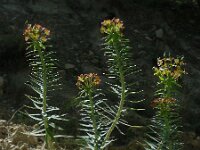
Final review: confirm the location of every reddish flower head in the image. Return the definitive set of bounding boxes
[150,97,176,108]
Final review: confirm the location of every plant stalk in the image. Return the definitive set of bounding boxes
[37,44,54,150]
[88,89,98,150]
[104,38,126,143]
[104,69,125,143]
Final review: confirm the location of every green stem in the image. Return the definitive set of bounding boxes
[37,43,54,150]
[88,90,98,150]
[104,37,126,143]
[161,108,170,149]
[104,69,125,142]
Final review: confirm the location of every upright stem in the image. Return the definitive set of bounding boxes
[37,44,54,150]
[88,90,98,150]
[104,69,125,142]
[104,38,126,143]
[160,107,171,149]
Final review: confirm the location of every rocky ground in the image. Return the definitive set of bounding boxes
[0,120,80,150]
[0,120,43,150]
[0,119,200,150]
[0,0,200,149]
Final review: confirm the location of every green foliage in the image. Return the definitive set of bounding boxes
[23,24,67,149]
[18,19,187,150]
[153,55,185,98]
[146,100,182,150]
[76,73,112,149]
[76,18,143,149]
[145,54,185,150]
[101,18,143,143]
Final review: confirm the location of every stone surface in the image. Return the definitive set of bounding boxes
[183,132,200,150]
[81,63,101,74]
[155,28,164,39]
[0,76,4,96]
[65,63,75,69]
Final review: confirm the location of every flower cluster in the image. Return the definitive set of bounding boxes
[24,24,50,43]
[76,73,101,90]
[100,18,124,35]
[151,97,176,108]
[153,56,186,80]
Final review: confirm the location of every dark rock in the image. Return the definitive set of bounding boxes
[64,63,75,69]
[0,76,4,96]
[155,28,164,39]
[81,63,101,74]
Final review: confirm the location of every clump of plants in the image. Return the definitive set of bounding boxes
[23,24,66,149]
[18,18,187,150]
[145,55,186,150]
[76,18,143,149]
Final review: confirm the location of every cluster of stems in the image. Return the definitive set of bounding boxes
[76,18,140,150]
[22,19,187,150]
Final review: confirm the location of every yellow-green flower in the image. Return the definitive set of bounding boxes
[153,56,185,80]
[76,73,101,90]
[100,18,124,35]
[24,24,50,43]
